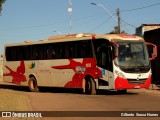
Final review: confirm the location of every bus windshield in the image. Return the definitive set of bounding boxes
[115,42,150,68]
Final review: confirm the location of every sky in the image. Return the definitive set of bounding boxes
[0,0,160,53]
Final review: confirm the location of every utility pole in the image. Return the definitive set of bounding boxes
[116,8,121,34]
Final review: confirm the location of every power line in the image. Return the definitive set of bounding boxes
[87,11,136,33]
[88,16,112,33]
[0,21,67,30]
[148,16,160,23]
[116,2,160,32]
[121,2,160,12]
[0,13,106,31]
[74,14,105,29]
[121,19,136,28]
[151,19,160,23]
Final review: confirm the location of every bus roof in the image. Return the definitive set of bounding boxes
[48,33,95,40]
[48,33,143,41]
[5,33,144,46]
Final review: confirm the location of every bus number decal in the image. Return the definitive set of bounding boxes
[86,63,91,68]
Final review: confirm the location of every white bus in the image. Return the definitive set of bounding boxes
[3,33,157,94]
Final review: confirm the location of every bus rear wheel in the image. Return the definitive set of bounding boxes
[28,76,39,92]
[85,77,96,95]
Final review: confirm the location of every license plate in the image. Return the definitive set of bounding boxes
[135,86,140,88]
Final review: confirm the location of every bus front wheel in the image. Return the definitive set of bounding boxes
[85,77,96,95]
[28,76,39,92]
[118,89,127,94]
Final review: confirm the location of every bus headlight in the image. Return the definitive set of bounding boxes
[115,70,126,79]
[148,72,152,78]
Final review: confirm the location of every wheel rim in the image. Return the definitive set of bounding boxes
[30,80,35,90]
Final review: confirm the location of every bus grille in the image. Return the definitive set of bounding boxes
[128,79,146,84]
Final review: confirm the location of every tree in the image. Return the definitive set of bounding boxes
[109,26,127,34]
[0,0,6,15]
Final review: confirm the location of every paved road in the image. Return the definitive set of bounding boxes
[26,88,160,120]
[28,89,160,111]
[0,81,160,120]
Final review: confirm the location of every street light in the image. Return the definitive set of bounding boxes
[68,0,73,34]
[91,3,120,33]
[91,3,118,22]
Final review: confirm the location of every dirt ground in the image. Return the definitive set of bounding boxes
[0,88,40,120]
[0,89,31,111]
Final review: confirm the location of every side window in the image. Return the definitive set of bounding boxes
[97,46,107,68]
[46,45,54,59]
[5,40,93,61]
[12,48,17,61]
[81,41,88,58]
[38,45,44,60]
[29,45,34,60]
[63,43,70,58]
[92,38,113,65]
[23,46,30,60]
[78,40,92,58]
[6,47,12,61]
[6,46,24,61]
[30,45,38,60]
[63,41,77,59]
[59,40,92,59]
[97,46,113,71]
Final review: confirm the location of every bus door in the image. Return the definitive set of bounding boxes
[96,45,113,89]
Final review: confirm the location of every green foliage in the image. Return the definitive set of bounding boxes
[0,0,6,14]
[109,26,127,34]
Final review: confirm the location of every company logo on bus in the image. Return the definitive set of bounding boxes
[28,62,36,69]
[137,74,142,81]
[118,34,136,38]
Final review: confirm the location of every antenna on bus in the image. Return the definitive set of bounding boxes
[68,0,72,34]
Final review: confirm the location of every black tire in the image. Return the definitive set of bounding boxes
[85,77,96,95]
[118,89,127,94]
[28,76,39,92]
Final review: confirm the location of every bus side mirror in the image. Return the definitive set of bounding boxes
[145,42,157,60]
[110,42,119,60]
